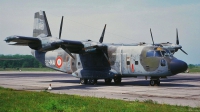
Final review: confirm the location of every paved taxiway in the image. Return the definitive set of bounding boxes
[0,71,200,107]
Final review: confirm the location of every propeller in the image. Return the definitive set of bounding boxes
[180,49,188,55]
[99,24,106,43]
[98,24,110,63]
[150,28,155,46]
[59,16,64,39]
[176,28,188,55]
[176,28,179,45]
[58,16,75,59]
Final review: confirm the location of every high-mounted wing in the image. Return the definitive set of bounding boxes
[51,39,84,53]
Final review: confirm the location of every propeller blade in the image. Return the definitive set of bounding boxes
[150,28,155,45]
[59,16,64,39]
[61,45,75,59]
[180,48,188,55]
[176,28,179,45]
[99,24,106,43]
[101,50,110,64]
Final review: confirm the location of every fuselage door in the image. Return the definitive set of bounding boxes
[120,48,129,75]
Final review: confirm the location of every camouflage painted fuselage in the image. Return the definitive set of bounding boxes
[32,43,180,79]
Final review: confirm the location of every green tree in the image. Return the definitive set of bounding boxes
[22,62,28,68]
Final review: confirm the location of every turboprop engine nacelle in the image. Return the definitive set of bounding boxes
[37,37,63,52]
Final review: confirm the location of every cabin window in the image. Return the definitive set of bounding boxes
[155,51,162,57]
[127,61,130,65]
[146,51,154,57]
[135,61,138,65]
[161,59,166,66]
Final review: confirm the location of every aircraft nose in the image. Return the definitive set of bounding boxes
[170,59,188,74]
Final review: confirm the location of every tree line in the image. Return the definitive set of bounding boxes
[0,54,43,69]
[188,64,200,69]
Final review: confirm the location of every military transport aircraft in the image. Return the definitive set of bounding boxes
[4,11,188,86]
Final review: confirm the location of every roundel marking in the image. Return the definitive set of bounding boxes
[55,56,63,68]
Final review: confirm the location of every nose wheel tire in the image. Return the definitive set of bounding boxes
[89,79,97,85]
[105,78,112,84]
[156,80,160,86]
[150,80,155,86]
[114,77,121,84]
[80,78,88,84]
[150,79,160,86]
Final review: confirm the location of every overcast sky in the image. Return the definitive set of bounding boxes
[0,0,199,64]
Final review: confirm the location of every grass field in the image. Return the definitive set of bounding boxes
[188,66,200,73]
[0,87,199,112]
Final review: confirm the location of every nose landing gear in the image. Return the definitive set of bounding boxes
[150,77,160,86]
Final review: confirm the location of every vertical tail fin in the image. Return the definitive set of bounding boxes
[33,11,52,37]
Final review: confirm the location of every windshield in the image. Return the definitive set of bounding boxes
[155,51,162,57]
[165,49,173,57]
[146,51,154,57]
[146,51,162,57]
[146,50,172,57]
[161,51,166,56]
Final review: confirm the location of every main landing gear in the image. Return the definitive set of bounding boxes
[150,78,160,86]
[114,77,121,84]
[80,77,122,85]
[105,78,112,84]
[80,78,88,84]
[80,78,97,85]
[89,79,97,85]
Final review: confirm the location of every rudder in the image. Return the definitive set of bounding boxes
[33,11,52,37]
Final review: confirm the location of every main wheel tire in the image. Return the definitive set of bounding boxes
[156,80,160,86]
[89,79,97,85]
[80,78,88,84]
[114,77,121,84]
[105,78,112,84]
[150,80,155,86]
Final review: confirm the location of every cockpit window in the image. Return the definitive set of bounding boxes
[162,49,172,57]
[146,49,173,57]
[160,51,166,56]
[165,49,172,56]
[155,51,162,57]
[146,51,154,57]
